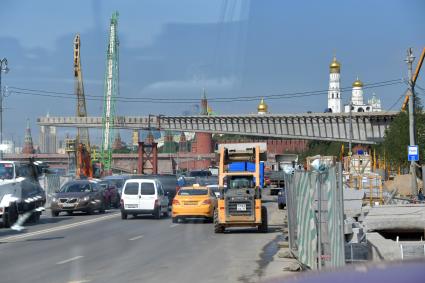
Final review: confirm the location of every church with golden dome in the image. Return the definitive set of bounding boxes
[327,56,382,113]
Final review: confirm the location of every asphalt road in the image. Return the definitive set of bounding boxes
[0,195,285,283]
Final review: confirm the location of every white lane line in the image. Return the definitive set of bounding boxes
[169,224,179,228]
[128,235,144,241]
[56,256,84,265]
[0,213,120,243]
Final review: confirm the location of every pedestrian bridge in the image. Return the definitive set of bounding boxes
[37,112,398,144]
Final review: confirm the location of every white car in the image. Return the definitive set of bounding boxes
[120,179,169,219]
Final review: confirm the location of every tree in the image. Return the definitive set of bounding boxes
[377,96,425,169]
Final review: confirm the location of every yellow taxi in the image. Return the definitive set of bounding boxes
[172,184,217,223]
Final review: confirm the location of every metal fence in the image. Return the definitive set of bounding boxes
[284,164,345,270]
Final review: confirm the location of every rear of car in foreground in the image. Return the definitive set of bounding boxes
[172,185,217,223]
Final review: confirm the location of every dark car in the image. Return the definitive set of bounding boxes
[277,188,286,209]
[50,180,105,216]
[0,179,46,228]
[130,174,178,205]
[188,170,212,177]
[102,175,130,198]
[98,180,120,209]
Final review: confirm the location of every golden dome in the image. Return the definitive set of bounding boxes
[352,77,363,87]
[329,56,341,73]
[257,98,268,113]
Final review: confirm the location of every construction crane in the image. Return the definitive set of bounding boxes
[101,12,119,175]
[74,34,93,178]
[401,47,425,111]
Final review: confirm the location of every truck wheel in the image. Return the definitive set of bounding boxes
[5,205,19,228]
[3,205,17,228]
[258,206,268,233]
[29,211,41,223]
[172,217,178,223]
[213,210,225,233]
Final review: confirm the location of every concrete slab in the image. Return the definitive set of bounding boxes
[363,204,425,232]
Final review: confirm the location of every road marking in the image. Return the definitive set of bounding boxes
[0,213,120,243]
[129,235,144,241]
[68,280,91,283]
[56,256,84,265]
[169,224,179,228]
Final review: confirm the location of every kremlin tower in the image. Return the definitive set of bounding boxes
[327,56,342,113]
[22,119,35,154]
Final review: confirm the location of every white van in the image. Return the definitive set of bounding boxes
[120,179,169,219]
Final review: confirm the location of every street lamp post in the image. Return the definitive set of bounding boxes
[0,58,9,160]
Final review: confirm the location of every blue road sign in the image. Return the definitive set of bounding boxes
[408,145,419,161]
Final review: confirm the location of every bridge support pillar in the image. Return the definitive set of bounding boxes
[137,142,158,175]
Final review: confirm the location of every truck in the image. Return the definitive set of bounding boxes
[214,144,268,233]
[0,160,46,228]
[267,154,299,195]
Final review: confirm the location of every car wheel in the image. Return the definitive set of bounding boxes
[114,196,120,208]
[258,206,268,233]
[51,210,60,217]
[153,207,161,219]
[86,208,93,215]
[99,203,106,214]
[66,211,73,216]
[278,203,284,210]
[121,211,128,220]
[213,210,225,233]
[172,217,178,223]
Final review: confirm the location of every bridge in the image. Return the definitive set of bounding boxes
[37,112,399,144]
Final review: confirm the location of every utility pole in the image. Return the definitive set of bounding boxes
[0,58,9,160]
[406,48,417,196]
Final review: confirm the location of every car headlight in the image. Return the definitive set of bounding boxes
[52,197,57,202]
[83,196,90,201]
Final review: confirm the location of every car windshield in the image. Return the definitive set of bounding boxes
[189,171,211,177]
[178,189,208,196]
[60,182,91,193]
[0,163,14,180]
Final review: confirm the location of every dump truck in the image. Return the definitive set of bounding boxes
[214,144,268,233]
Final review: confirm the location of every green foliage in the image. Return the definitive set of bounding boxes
[377,96,425,168]
[159,142,179,154]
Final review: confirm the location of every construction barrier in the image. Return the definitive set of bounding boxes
[284,164,345,269]
[42,174,74,207]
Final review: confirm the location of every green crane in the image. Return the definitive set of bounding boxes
[101,11,119,174]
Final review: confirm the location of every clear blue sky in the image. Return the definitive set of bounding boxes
[0,0,424,146]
